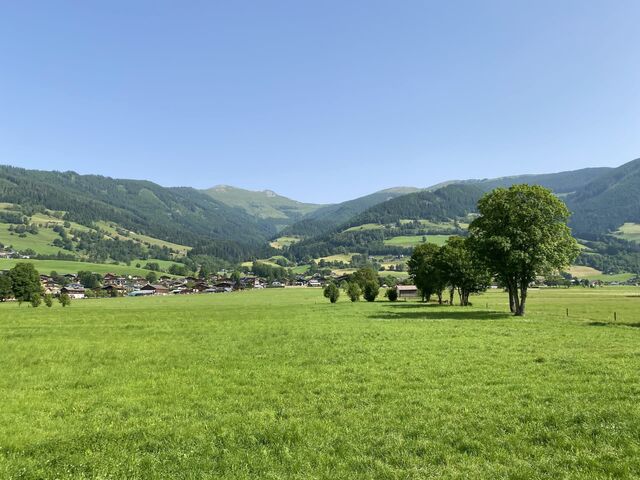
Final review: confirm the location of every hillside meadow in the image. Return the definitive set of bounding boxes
[1,287,640,479]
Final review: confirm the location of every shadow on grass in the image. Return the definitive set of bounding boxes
[369,309,512,321]
[587,321,640,328]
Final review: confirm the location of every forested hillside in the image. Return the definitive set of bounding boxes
[566,158,640,238]
[450,167,611,195]
[0,166,274,261]
[283,187,420,237]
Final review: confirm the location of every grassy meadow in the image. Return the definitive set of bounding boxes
[0,259,174,277]
[2,287,640,478]
[384,234,450,248]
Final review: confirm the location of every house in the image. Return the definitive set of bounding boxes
[307,279,323,288]
[215,281,235,292]
[103,273,126,286]
[396,285,418,299]
[60,286,86,299]
[102,285,126,296]
[140,284,170,295]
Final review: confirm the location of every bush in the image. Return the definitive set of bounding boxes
[43,294,53,307]
[363,281,379,302]
[59,293,71,307]
[386,287,398,302]
[323,283,340,303]
[30,294,42,308]
[346,282,362,302]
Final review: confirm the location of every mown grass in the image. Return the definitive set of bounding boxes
[1,288,640,479]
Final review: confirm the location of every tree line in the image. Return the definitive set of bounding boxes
[323,185,579,316]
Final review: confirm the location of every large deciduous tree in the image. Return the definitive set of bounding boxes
[469,185,579,316]
[8,263,42,305]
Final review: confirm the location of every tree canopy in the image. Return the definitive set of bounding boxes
[469,184,579,316]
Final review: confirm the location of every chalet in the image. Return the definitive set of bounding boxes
[61,286,86,299]
[140,284,170,295]
[215,281,235,292]
[396,285,418,299]
[307,279,323,288]
[103,273,126,286]
[102,285,126,296]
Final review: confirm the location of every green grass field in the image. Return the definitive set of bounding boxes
[613,223,640,243]
[0,223,67,256]
[269,236,301,249]
[2,287,640,478]
[0,259,169,277]
[384,234,450,248]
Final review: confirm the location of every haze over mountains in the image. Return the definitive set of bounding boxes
[1,158,639,268]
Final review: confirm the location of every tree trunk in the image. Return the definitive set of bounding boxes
[507,282,516,313]
[516,284,528,316]
[511,281,521,316]
[449,288,454,306]
[437,291,442,304]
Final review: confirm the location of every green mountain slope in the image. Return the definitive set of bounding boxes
[284,187,420,237]
[203,185,321,227]
[0,165,273,257]
[566,158,640,238]
[431,167,611,195]
[288,184,482,259]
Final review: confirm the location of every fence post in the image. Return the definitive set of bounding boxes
[566,308,569,317]
[614,312,617,322]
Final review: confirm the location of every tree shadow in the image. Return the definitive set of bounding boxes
[369,309,512,321]
[587,321,640,328]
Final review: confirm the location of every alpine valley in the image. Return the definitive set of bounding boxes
[1,158,639,282]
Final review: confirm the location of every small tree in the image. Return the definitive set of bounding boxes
[30,294,42,308]
[43,294,53,307]
[407,243,446,303]
[438,236,491,306]
[59,293,71,307]
[363,281,379,302]
[346,282,362,302]
[386,287,398,302]
[323,283,340,303]
[145,271,158,284]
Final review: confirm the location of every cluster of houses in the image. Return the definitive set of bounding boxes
[34,272,332,300]
[0,248,32,259]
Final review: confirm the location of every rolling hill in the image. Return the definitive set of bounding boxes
[283,187,421,238]
[203,185,321,229]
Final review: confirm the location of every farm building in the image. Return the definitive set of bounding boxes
[140,284,170,295]
[396,285,418,299]
[60,286,86,299]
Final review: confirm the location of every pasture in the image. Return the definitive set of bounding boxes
[384,234,450,248]
[2,287,640,479]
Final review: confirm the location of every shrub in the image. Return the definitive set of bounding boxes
[43,294,53,308]
[363,281,379,302]
[323,283,340,303]
[59,293,71,307]
[30,294,42,308]
[346,282,362,302]
[386,287,398,302]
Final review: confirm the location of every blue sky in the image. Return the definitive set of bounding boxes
[1,1,639,203]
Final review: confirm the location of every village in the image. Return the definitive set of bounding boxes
[7,270,346,300]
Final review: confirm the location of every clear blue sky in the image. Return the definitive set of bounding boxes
[1,1,639,203]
